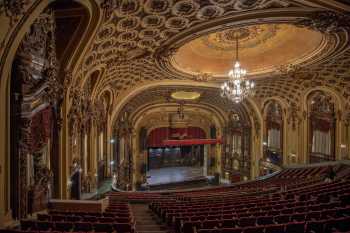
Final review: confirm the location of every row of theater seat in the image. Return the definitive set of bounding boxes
[149,165,350,233]
[196,217,350,233]
[0,200,135,233]
[20,220,133,232]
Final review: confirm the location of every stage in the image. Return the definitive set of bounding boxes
[145,166,208,190]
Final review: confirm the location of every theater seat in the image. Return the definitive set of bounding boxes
[73,222,92,232]
[114,223,133,233]
[36,221,53,231]
[221,228,243,233]
[265,224,285,233]
[285,222,305,233]
[94,223,114,232]
[306,220,326,233]
[238,217,256,227]
[324,217,350,233]
[243,226,265,233]
[55,221,73,232]
[257,216,273,225]
[274,215,290,224]
[203,220,220,229]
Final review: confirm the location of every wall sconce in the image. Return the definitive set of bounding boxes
[110,160,115,165]
[340,144,346,149]
[263,142,267,146]
[110,139,115,144]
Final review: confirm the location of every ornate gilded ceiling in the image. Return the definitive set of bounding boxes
[67,0,350,125]
[116,85,254,124]
[0,1,349,121]
[171,23,325,78]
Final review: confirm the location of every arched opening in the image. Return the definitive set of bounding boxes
[263,100,284,166]
[308,90,336,163]
[8,0,91,218]
[222,109,252,183]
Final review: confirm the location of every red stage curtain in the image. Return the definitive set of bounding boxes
[147,127,206,147]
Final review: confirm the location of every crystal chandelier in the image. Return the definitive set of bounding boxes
[221,36,255,103]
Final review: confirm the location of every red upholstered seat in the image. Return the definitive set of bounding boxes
[51,215,66,222]
[285,222,305,233]
[274,215,290,224]
[113,223,133,233]
[256,216,273,225]
[291,213,305,222]
[73,222,92,232]
[36,221,53,231]
[202,220,220,229]
[238,217,256,227]
[55,221,73,231]
[94,222,114,232]
[264,224,285,233]
[221,228,243,233]
[221,219,236,228]
[306,220,326,233]
[243,226,265,233]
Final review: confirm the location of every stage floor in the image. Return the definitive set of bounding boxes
[146,166,204,186]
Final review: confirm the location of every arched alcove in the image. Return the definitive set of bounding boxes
[263,100,284,166]
[307,90,337,163]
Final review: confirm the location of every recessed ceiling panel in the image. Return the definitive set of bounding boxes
[171,24,324,78]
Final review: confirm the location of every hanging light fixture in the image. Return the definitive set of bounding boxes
[221,35,255,103]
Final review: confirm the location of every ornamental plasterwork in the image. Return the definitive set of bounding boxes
[79,0,297,93]
[66,1,350,124]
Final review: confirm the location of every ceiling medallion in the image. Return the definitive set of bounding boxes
[165,17,189,30]
[196,5,224,20]
[172,0,200,17]
[144,0,173,15]
[139,28,160,39]
[114,0,141,17]
[117,16,140,31]
[117,30,138,42]
[209,0,236,7]
[141,15,166,28]
[221,36,255,103]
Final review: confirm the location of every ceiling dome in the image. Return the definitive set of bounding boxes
[171,23,325,79]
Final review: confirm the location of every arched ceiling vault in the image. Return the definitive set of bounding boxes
[62,0,350,127]
[111,85,258,131]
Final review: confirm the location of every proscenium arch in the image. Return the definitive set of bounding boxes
[131,103,227,132]
[0,0,101,221]
[301,86,345,162]
[127,102,230,190]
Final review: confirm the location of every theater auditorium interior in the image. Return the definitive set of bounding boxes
[1,0,350,233]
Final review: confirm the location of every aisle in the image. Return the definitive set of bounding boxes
[131,204,171,233]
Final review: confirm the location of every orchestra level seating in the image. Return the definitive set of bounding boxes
[1,163,350,233]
